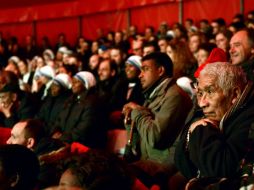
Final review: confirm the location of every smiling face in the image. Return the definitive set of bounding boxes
[196,74,234,121]
[125,64,140,80]
[229,30,254,65]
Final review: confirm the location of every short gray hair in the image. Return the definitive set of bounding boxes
[199,62,247,94]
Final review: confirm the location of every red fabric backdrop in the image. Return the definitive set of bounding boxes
[36,18,79,46]
[82,10,128,40]
[130,2,179,33]
[0,0,253,46]
[183,0,240,25]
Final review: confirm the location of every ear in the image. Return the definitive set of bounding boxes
[158,66,165,77]
[9,173,19,188]
[231,87,242,104]
[111,69,116,77]
[26,137,35,149]
[11,93,17,102]
[251,47,254,55]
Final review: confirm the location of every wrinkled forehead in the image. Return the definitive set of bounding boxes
[197,74,218,89]
[230,31,248,44]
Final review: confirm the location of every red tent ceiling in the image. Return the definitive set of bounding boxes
[0,0,75,9]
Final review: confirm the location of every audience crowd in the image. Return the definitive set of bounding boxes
[0,10,254,190]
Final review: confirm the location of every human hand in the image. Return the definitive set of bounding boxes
[122,102,141,116]
[0,101,13,118]
[189,118,219,133]
[52,131,63,139]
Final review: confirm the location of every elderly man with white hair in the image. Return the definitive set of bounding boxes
[174,62,254,189]
[50,71,107,149]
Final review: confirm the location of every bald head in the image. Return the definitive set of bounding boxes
[229,29,254,65]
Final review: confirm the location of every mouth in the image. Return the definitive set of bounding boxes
[203,112,215,118]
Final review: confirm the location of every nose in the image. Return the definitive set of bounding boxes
[6,138,11,144]
[198,94,209,108]
[139,71,143,79]
[229,46,235,55]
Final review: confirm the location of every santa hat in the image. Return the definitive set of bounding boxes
[194,48,227,78]
[126,55,142,70]
[53,73,72,89]
[38,65,55,79]
[74,71,96,90]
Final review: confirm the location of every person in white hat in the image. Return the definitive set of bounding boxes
[36,73,72,133]
[50,71,107,148]
[124,55,144,104]
[32,65,55,100]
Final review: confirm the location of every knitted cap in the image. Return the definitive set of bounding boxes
[43,49,55,60]
[8,56,20,65]
[194,48,227,78]
[38,65,55,79]
[53,73,72,89]
[126,55,142,70]
[57,46,69,54]
[74,71,96,90]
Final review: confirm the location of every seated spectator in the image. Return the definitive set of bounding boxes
[196,43,217,66]
[17,58,34,88]
[122,52,192,189]
[143,41,159,57]
[51,71,107,148]
[124,55,144,105]
[0,144,40,190]
[32,65,55,100]
[0,71,35,128]
[166,40,197,80]
[6,119,67,189]
[229,28,254,81]
[36,73,72,134]
[97,58,128,112]
[58,149,134,190]
[174,62,254,189]
[215,30,233,54]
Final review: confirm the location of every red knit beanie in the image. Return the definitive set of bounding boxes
[194,48,227,78]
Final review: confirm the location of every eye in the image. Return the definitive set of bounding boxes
[197,90,203,97]
[207,89,212,94]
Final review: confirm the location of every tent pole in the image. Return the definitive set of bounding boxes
[127,9,131,30]
[178,0,183,24]
[78,16,82,37]
[32,20,37,45]
[240,0,244,14]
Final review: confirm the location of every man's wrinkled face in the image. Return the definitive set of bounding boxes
[230,31,254,65]
[196,74,233,122]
